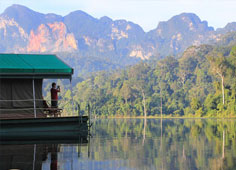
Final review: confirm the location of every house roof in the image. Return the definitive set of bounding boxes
[0,54,73,79]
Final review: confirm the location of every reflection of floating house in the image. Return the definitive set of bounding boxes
[0,54,89,140]
[0,137,89,170]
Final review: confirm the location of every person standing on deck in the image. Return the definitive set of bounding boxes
[51,82,60,108]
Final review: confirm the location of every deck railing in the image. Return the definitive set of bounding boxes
[0,99,91,119]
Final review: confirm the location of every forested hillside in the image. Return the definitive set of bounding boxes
[50,45,236,117]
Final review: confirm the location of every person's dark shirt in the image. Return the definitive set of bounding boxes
[51,88,60,100]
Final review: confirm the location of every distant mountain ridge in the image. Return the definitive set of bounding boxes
[0,4,236,75]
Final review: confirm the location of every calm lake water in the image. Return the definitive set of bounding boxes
[1,119,236,170]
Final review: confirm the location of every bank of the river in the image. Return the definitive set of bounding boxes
[97,115,236,119]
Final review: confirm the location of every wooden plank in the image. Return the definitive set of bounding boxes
[0,112,46,119]
[0,129,89,141]
[0,137,89,145]
[0,116,88,125]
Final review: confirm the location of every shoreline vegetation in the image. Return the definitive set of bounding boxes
[101,115,236,119]
[104,116,236,119]
[45,44,236,118]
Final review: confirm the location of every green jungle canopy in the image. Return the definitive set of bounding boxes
[0,54,73,79]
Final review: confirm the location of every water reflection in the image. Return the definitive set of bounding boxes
[0,138,89,170]
[90,119,236,170]
[1,119,236,170]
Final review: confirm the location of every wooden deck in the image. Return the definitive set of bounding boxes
[0,107,63,119]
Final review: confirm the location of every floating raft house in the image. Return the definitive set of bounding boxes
[0,53,73,119]
[0,54,89,140]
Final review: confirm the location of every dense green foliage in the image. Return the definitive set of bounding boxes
[45,45,236,117]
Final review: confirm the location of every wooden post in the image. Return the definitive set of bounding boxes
[77,103,83,123]
[88,104,91,131]
[77,103,80,116]
[33,144,36,170]
[70,83,75,115]
[32,79,36,118]
[88,132,91,158]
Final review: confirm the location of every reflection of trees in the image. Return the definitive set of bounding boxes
[161,118,164,170]
[89,119,236,170]
[222,129,225,159]
[142,118,147,146]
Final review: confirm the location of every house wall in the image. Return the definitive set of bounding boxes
[0,79,45,119]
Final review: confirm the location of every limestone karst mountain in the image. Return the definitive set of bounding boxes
[1,4,236,75]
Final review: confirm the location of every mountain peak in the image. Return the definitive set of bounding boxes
[2,4,43,18]
[177,12,200,19]
[1,4,45,33]
[65,10,95,20]
[1,4,64,34]
[100,16,113,23]
[175,13,214,30]
[4,4,32,12]
[154,12,214,37]
[216,22,236,33]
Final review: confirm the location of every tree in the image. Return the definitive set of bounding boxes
[128,62,150,117]
[208,53,229,105]
[155,56,179,116]
[120,81,132,104]
[229,46,236,78]
[178,56,197,89]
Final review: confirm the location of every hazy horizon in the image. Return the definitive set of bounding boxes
[0,0,235,31]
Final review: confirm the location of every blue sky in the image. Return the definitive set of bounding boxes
[0,0,235,31]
